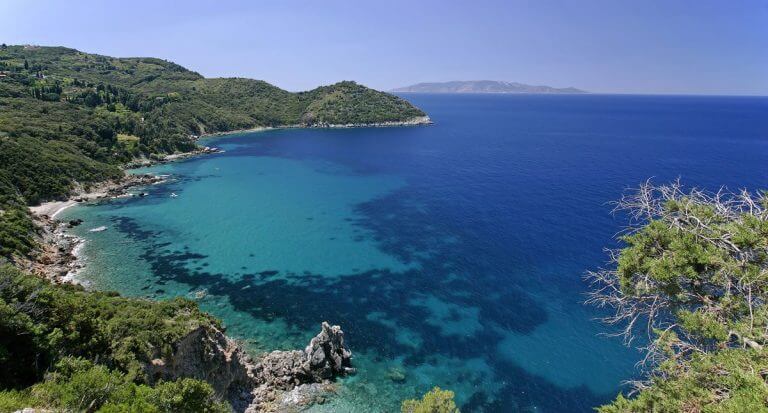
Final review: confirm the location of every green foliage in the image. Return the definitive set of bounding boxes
[0,44,426,258]
[401,387,460,413]
[0,264,219,389]
[138,378,230,413]
[0,389,33,412]
[0,357,230,413]
[590,183,768,412]
[0,172,36,256]
[599,349,768,413]
[301,81,426,125]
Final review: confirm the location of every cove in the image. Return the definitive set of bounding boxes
[60,94,768,412]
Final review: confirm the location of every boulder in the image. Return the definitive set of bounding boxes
[303,321,354,380]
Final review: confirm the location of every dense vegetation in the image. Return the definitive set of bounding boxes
[588,182,768,412]
[0,264,218,387]
[0,264,228,411]
[0,358,229,413]
[0,44,425,259]
[401,387,460,413]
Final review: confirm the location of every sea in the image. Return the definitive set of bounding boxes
[60,93,768,412]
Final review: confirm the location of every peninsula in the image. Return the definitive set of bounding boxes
[0,44,429,257]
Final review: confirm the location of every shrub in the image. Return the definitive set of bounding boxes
[587,182,768,411]
[1,357,231,413]
[401,387,460,413]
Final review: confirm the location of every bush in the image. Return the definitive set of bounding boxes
[0,357,231,413]
[588,182,768,412]
[0,264,219,389]
[401,387,460,413]
[0,389,33,412]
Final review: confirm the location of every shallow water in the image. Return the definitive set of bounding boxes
[61,94,768,412]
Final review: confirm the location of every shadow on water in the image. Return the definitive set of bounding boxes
[107,186,610,411]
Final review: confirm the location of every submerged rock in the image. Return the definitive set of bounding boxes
[386,366,407,383]
[277,383,335,410]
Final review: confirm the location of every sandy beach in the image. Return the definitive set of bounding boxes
[29,175,165,218]
[31,198,92,219]
[23,174,165,284]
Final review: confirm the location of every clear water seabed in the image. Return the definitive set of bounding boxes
[61,94,768,412]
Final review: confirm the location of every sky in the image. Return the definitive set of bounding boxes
[1,0,766,95]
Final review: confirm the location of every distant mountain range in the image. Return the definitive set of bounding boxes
[391,80,586,94]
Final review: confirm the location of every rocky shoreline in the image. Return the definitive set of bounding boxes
[22,171,357,411]
[24,144,227,281]
[191,115,433,140]
[124,145,224,169]
[150,321,354,412]
[22,116,432,286]
[15,118,438,410]
[22,173,166,283]
[308,115,433,128]
[22,152,357,412]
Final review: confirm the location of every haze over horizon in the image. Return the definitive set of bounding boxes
[1,0,766,96]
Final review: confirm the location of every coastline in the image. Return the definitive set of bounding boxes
[25,117,431,285]
[305,115,433,128]
[197,115,433,138]
[19,126,370,412]
[24,174,165,283]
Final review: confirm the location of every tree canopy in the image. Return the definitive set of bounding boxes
[0,264,229,411]
[401,387,461,413]
[587,181,768,412]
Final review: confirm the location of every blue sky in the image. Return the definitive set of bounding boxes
[1,1,766,95]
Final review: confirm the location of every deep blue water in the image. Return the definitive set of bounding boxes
[62,94,768,412]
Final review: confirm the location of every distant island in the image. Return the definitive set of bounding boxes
[391,80,586,94]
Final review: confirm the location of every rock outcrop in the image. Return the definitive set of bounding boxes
[146,321,353,412]
[304,322,355,380]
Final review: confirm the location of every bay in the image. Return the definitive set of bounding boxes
[61,93,768,412]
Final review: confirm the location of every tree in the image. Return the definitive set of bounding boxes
[587,181,768,411]
[401,387,460,413]
[4,357,231,413]
[23,59,28,70]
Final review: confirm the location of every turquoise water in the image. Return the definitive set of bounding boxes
[61,94,768,412]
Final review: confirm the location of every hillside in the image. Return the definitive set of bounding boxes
[0,45,428,258]
[392,80,586,94]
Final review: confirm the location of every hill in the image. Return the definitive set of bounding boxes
[391,80,586,94]
[0,45,428,258]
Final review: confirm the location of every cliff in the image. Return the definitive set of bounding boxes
[147,322,354,412]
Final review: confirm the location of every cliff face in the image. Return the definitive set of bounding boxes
[146,322,353,412]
